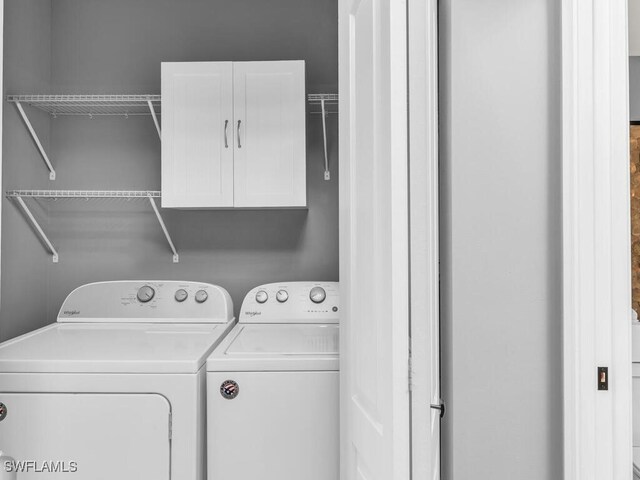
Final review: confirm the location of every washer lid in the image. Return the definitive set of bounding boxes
[0,321,236,374]
[206,324,339,372]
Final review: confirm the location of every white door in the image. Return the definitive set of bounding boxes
[161,62,234,208]
[0,393,170,479]
[339,0,416,479]
[233,61,306,208]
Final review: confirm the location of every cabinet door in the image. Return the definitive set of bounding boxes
[162,62,234,208]
[233,61,306,208]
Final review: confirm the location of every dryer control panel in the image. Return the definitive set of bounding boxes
[57,281,234,324]
[239,282,339,324]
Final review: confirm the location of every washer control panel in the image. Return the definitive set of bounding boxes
[57,281,234,324]
[240,282,339,324]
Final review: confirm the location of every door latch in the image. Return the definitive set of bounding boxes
[430,401,445,419]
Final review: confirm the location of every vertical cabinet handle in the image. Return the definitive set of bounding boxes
[224,120,229,148]
[237,120,242,149]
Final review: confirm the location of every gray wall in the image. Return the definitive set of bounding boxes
[1,0,338,339]
[631,57,640,121]
[1,0,53,340]
[439,0,563,479]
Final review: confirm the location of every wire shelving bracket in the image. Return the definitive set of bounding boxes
[13,102,56,180]
[5,190,178,263]
[308,94,338,181]
[14,195,59,262]
[6,95,162,180]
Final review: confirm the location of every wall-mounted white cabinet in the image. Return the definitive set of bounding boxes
[161,61,306,208]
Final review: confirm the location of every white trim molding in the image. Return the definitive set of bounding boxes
[562,0,632,479]
[0,0,4,315]
[408,0,440,478]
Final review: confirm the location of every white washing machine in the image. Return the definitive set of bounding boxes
[0,281,235,480]
[206,281,339,480]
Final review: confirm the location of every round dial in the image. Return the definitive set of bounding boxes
[195,290,209,303]
[276,290,289,303]
[309,286,327,304]
[137,285,155,303]
[255,290,269,304]
[174,289,188,302]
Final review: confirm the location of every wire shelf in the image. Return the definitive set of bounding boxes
[5,96,162,179]
[307,93,338,115]
[6,190,161,199]
[8,93,335,116]
[6,95,161,117]
[6,189,177,263]
[308,93,338,103]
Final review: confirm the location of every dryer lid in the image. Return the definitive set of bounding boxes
[0,321,235,374]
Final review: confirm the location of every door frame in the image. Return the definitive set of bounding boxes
[408,0,440,478]
[0,0,4,316]
[561,0,633,478]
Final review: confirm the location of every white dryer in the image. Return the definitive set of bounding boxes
[0,281,235,480]
[206,282,339,480]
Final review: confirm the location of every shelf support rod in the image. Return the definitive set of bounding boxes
[147,100,162,141]
[15,102,56,180]
[148,196,178,263]
[14,196,59,263]
[321,99,330,181]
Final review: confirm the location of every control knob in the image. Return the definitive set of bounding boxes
[195,290,209,303]
[175,289,188,302]
[276,290,289,303]
[137,285,155,303]
[255,290,269,304]
[309,286,326,304]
